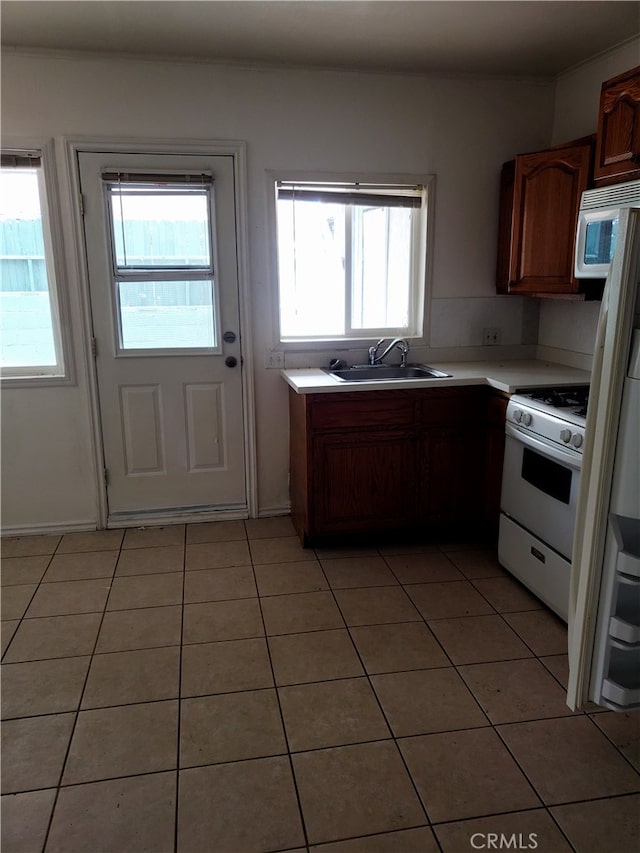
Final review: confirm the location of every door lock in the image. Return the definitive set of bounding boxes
[223,331,237,343]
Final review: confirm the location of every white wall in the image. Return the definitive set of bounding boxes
[551,39,640,146]
[1,50,555,531]
[539,39,640,360]
[537,300,601,357]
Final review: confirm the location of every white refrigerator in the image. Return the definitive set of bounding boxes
[568,206,640,712]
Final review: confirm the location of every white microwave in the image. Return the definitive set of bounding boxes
[575,179,640,278]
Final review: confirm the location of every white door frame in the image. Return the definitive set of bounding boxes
[64,136,257,528]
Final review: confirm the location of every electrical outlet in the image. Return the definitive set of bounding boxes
[265,349,285,369]
[483,327,501,346]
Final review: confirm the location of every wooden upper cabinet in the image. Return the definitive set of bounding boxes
[504,139,593,295]
[594,65,640,186]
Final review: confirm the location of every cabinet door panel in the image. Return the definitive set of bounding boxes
[594,66,640,185]
[508,143,592,293]
[422,427,484,527]
[312,431,418,534]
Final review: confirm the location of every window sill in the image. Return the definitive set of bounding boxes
[0,372,74,389]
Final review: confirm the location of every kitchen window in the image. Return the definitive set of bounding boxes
[273,175,431,343]
[0,146,68,381]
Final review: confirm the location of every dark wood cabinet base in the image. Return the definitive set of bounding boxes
[289,386,508,548]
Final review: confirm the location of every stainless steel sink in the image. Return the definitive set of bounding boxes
[324,364,451,382]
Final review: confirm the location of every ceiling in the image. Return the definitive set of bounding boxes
[1,1,639,78]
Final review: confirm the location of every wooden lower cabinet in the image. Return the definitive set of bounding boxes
[289,385,508,546]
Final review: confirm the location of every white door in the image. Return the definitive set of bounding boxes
[79,152,246,522]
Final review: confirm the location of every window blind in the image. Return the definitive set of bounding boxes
[277,182,423,209]
[1,153,42,168]
[102,171,213,185]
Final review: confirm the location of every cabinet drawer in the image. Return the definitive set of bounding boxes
[308,393,415,430]
[419,388,484,423]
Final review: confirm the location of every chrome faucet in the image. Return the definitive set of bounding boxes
[368,337,410,367]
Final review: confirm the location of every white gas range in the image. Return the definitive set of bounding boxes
[498,385,590,621]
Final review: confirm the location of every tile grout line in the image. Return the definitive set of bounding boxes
[489,722,579,852]
[310,542,624,847]
[378,547,478,670]
[379,544,547,836]
[438,547,626,850]
[582,710,640,778]
[0,697,598,729]
[39,531,122,852]
[248,537,311,852]
[390,544,575,851]
[315,548,439,847]
[478,568,636,845]
[6,766,635,815]
[0,550,57,664]
[2,527,639,851]
[173,523,188,853]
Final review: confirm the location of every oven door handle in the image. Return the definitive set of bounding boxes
[505,422,583,470]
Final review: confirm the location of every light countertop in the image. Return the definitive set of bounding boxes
[281,359,591,394]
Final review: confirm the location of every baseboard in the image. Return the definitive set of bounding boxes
[1,520,97,538]
[257,504,291,518]
[1,505,292,537]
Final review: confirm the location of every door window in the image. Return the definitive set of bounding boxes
[104,173,220,352]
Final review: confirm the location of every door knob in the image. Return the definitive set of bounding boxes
[225,356,238,368]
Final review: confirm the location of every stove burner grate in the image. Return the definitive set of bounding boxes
[526,386,589,411]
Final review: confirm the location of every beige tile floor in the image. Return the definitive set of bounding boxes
[1,518,639,852]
